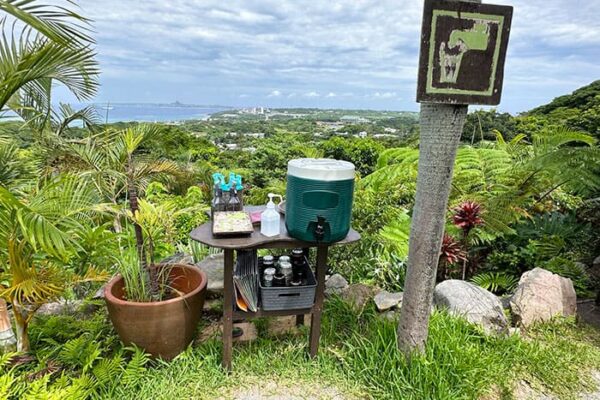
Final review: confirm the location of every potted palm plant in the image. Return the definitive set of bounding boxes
[104,199,207,360]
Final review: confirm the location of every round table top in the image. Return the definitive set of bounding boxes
[190,206,360,250]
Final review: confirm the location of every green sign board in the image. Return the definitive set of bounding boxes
[416,0,513,105]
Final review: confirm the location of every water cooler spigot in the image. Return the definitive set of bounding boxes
[314,216,326,242]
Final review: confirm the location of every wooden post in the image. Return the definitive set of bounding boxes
[397,103,468,354]
[398,0,511,356]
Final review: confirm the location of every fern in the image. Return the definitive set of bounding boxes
[121,347,149,387]
[0,371,15,399]
[379,211,412,259]
[92,353,123,387]
[58,334,102,372]
[471,272,519,294]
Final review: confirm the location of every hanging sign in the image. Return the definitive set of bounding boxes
[416,0,513,105]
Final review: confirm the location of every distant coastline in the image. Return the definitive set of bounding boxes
[90,102,233,123]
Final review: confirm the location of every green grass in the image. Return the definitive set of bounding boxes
[3,298,600,399]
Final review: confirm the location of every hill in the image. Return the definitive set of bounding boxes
[528,80,600,137]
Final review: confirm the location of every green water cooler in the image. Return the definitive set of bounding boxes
[285,158,355,243]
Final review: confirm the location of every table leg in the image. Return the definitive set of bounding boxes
[222,249,234,371]
[309,245,328,357]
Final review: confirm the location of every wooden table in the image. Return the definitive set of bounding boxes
[190,208,360,370]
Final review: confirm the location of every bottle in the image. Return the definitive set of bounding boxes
[235,175,244,208]
[260,193,282,237]
[279,261,293,286]
[221,183,230,208]
[273,273,286,287]
[229,187,241,211]
[211,187,225,218]
[278,255,290,268]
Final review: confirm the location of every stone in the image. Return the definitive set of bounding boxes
[340,283,377,311]
[373,291,403,311]
[513,380,556,400]
[92,285,105,299]
[381,310,400,322]
[594,255,600,268]
[433,280,508,335]
[325,273,348,295]
[196,253,224,295]
[500,295,512,310]
[36,299,83,317]
[161,252,194,265]
[197,321,257,343]
[510,267,577,328]
[266,315,311,336]
[509,327,521,336]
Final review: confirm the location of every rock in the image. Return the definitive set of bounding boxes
[340,283,377,311]
[381,310,400,322]
[373,291,403,311]
[510,268,577,328]
[325,273,348,295]
[594,255,600,268]
[37,299,83,317]
[161,252,194,265]
[92,285,105,299]
[266,315,311,336]
[514,380,556,400]
[196,253,224,295]
[434,280,508,335]
[500,295,512,310]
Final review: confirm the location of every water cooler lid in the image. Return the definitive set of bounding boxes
[287,158,355,181]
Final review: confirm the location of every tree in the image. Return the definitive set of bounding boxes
[66,125,180,267]
[0,0,98,348]
[0,175,107,351]
[397,103,468,355]
[0,0,99,114]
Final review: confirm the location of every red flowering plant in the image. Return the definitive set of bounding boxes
[437,233,467,281]
[452,201,484,236]
[451,201,484,280]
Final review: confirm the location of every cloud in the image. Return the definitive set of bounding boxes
[326,92,337,97]
[304,91,320,97]
[72,0,600,112]
[373,91,397,99]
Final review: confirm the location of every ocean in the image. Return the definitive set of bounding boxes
[91,103,230,123]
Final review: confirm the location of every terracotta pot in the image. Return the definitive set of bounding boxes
[105,263,207,360]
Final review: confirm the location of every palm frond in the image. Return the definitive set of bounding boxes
[0,28,99,110]
[0,0,94,46]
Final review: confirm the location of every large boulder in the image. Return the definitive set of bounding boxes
[510,267,576,328]
[434,280,508,335]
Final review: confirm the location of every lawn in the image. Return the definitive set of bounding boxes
[3,296,600,400]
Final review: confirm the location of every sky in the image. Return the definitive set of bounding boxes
[57,0,600,113]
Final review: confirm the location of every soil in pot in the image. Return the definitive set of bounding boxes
[105,263,207,360]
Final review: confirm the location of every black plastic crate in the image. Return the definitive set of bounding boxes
[259,256,317,311]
